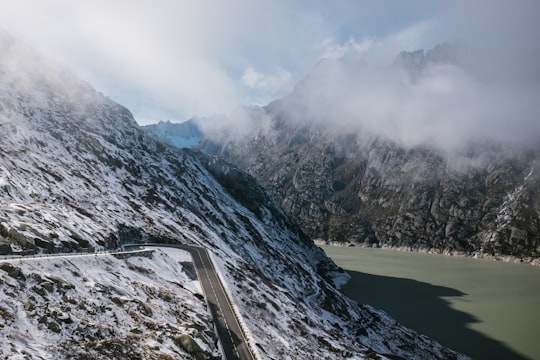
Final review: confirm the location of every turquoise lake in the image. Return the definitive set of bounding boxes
[321,245,540,360]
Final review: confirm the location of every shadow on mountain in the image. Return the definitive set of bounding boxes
[343,271,529,360]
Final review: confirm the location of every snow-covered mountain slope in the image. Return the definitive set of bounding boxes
[200,43,540,264]
[0,31,465,359]
[0,248,217,359]
[142,120,203,149]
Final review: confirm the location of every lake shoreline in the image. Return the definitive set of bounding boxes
[314,239,540,266]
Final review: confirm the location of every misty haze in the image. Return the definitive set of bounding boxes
[202,42,540,155]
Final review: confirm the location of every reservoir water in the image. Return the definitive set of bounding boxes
[321,245,540,360]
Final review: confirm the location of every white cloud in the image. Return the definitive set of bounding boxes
[241,67,292,93]
[320,37,375,60]
[0,0,323,122]
[281,48,540,152]
[2,1,433,124]
[0,0,538,127]
[318,19,439,66]
[0,0,246,122]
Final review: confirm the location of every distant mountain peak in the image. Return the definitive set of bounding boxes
[142,119,203,148]
[393,41,471,73]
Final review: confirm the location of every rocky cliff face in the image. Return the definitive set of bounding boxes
[203,118,540,261]
[200,43,540,264]
[0,31,464,359]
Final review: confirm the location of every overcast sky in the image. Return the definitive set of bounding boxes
[0,0,539,125]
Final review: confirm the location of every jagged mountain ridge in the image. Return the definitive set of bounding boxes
[200,43,540,264]
[0,31,464,359]
[392,42,470,73]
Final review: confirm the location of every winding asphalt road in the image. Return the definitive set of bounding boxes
[141,243,256,360]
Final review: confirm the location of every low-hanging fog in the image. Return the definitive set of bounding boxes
[272,44,540,152]
[202,41,540,156]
